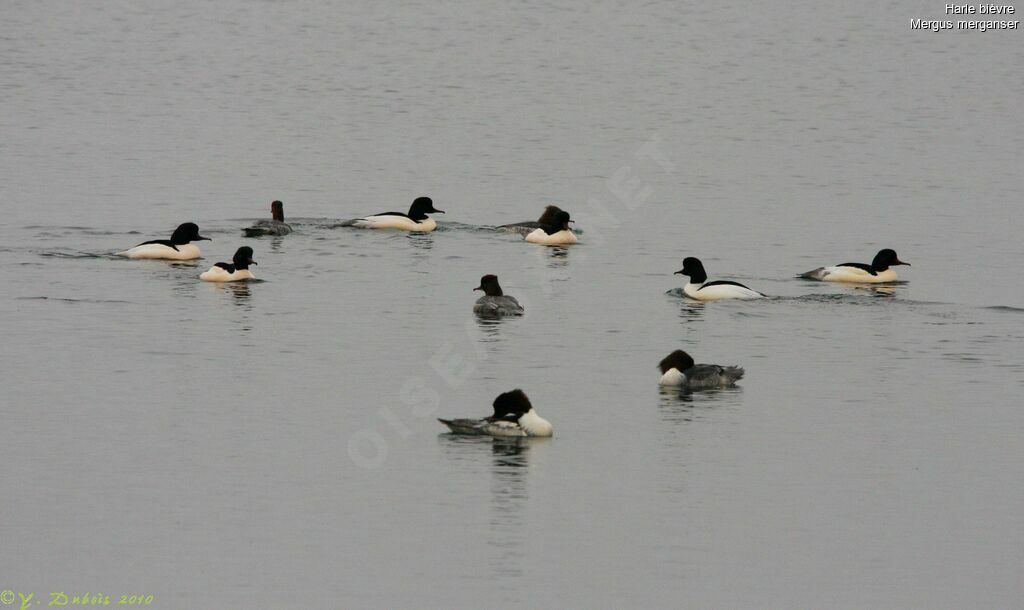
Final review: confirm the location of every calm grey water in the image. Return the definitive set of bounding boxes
[2,1,1022,608]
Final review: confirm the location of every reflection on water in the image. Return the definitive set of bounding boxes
[850,284,898,297]
[657,385,744,423]
[407,232,434,252]
[543,246,571,267]
[658,387,697,423]
[471,315,514,364]
[437,434,535,593]
[223,282,253,307]
[676,300,706,322]
[474,314,505,336]
[266,236,286,254]
[794,281,903,299]
[488,438,530,592]
[210,282,255,332]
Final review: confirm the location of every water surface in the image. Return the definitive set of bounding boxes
[1,1,1022,608]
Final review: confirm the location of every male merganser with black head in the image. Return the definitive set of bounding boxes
[473,275,524,316]
[200,246,257,282]
[438,389,553,437]
[658,350,744,389]
[799,248,910,283]
[524,210,578,245]
[675,257,765,301]
[497,205,565,236]
[340,196,444,232]
[116,222,210,260]
[244,200,293,236]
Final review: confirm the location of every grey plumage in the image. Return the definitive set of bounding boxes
[659,349,744,389]
[495,223,541,237]
[681,364,744,389]
[473,275,524,316]
[799,267,828,280]
[244,201,293,236]
[244,219,293,236]
[473,295,524,316]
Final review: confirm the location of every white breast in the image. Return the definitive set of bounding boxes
[517,409,553,437]
[524,229,578,245]
[351,215,436,232]
[199,267,255,282]
[818,266,898,283]
[116,243,202,260]
[683,282,764,301]
[658,368,687,386]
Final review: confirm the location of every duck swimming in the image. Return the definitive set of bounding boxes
[243,200,293,236]
[340,196,444,232]
[658,350,744,389]
[675,257,765,301]
[199,246,256,282]
[116,222,210,260]
[473,275,524,316]
[438,389,553,437]
[799,248,910,283]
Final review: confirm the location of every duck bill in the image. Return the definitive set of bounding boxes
[197,235,211,241]
[250,260,257,265]
[673,270,684,275]
[473,286,482,291]
[895,260,910,266]
[433,209,445,214]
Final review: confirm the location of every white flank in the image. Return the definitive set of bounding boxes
[199,267,255,282]
[524,228,578,245]
[809,266,898,283]
[116,243,202,260]
[683,282,764,301]
[350,215,437,232]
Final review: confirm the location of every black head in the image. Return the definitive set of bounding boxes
[673,257,707,283]
[543,210,572,234]
[474,274,503,296]
[554,210,571,230]
[408,196,444,220]
[232,246,256,269]
[271,200,285,222]
[872,248,909,271]
[170,222,210,244]
[491,389,532,420]
[658,350,695,374]
[536,205,564,224]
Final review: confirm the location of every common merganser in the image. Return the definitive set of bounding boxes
[658,350,744,389]
[199,247,256,282]
[438,389,553,437]
[524,210,578,245]
[244,200,293,236]
[340,196,444,232]
[473,275,524,316]
[116,222,210,260]
[799,249,910,283]
[675,257,765,301]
